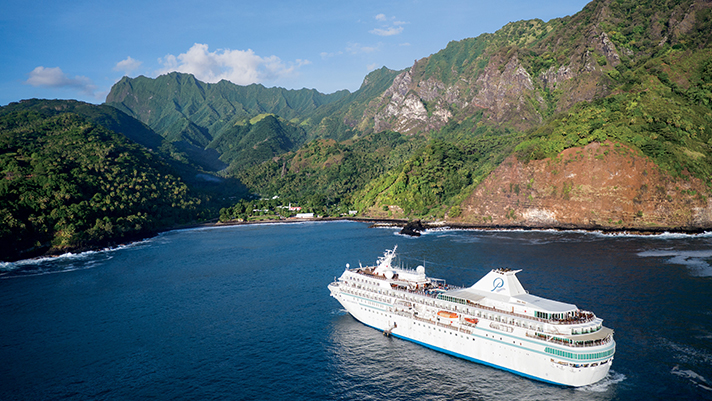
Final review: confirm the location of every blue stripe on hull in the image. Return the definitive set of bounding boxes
[358,319,568,387]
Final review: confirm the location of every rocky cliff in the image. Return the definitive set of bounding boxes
[456,142,712,231]
[358,0,711,136]
[358,8,621,134]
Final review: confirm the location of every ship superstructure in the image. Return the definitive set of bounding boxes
[328,246,615,387]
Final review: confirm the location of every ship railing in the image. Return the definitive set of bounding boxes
[391,309,472,335]
[468,303,596,325]
[394,287,595,326]
[525,331,614,348]
[347,281,596,326]
[358,270,388,280]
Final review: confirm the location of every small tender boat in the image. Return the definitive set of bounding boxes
[437,311,458,319]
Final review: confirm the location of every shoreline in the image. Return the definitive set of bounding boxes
[3,217,710,264]
[203,216,712,236]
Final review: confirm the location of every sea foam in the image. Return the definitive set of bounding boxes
[638,250,712,277]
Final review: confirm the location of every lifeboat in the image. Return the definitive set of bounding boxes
[437,311,458,319]
[464,317,479,325]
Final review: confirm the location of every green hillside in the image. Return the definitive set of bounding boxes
[515,53,712,178]
[235,131,420,209]
[0,98,166,151]
[208,114,307,173]
[0,109,202,261]
[353,131,523,218]
[0,99,249,211]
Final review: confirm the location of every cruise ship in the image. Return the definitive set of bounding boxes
[328,246,615,387]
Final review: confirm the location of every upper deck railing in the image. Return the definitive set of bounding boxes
[348,269,598,326]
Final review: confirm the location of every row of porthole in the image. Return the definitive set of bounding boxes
[354,287,545,334]
[347,280,393,303]
[552,358,611,369]
[349,286,546,336]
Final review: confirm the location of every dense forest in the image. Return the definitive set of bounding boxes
[0,110,201,260]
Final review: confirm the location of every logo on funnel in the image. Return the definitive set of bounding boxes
[492,277,504,292]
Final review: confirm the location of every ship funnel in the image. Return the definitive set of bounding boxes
[470,268,526,296]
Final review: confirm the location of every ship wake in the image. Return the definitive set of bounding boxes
[671,365,712,392]
[575,370,626,393]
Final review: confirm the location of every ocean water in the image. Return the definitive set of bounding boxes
[1,221,711,400]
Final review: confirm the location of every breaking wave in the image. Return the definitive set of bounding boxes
[0,241,149,279]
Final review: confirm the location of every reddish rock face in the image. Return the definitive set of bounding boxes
[456,142,712,231]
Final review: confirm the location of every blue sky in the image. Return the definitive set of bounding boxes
[0,0,592,106]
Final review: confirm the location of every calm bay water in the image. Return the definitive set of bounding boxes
[1,221,711,400]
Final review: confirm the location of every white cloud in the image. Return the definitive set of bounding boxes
[25,66,98,97]
[156,43,307,85]
[113,56,142,75]
[370,14,406,36]
[367,63,379,71]
[370,26,404,36]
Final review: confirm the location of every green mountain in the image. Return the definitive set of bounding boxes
[104,68,401,171]
[0,105,203,261]
[101,0,712,229]
[106,72,349,143]
[298,66,403,141]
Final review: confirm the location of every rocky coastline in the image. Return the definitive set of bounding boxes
[4,216,709,264]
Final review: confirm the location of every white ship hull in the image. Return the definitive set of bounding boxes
[328,247,615,387]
